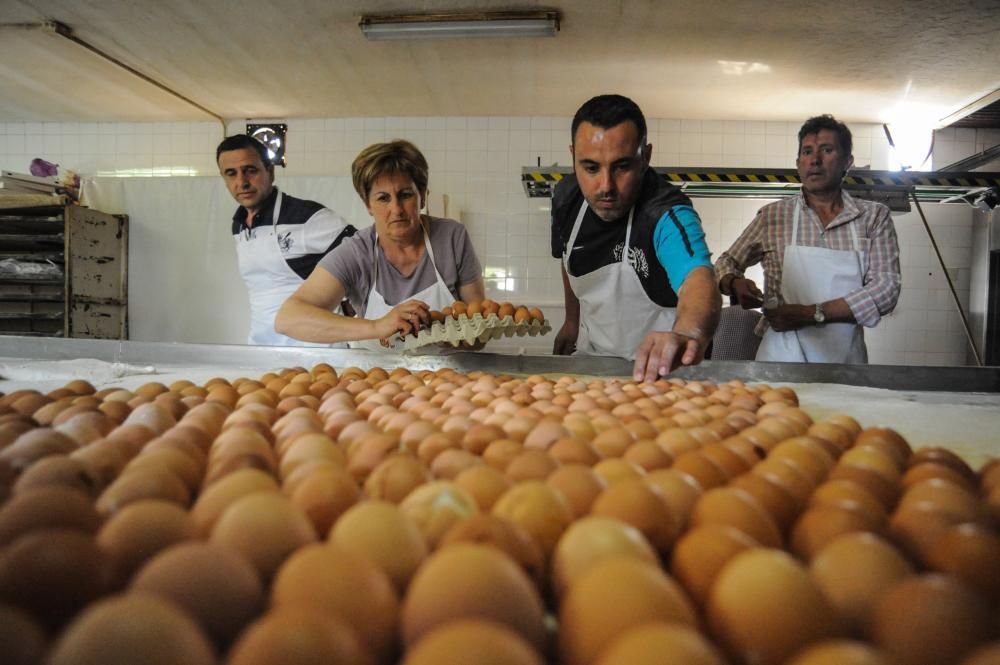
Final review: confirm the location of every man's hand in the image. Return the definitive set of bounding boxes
[731,277,764,309]
[375,299,430,339]
[764,304,813,332]
[553,320,578,355]
[633,330,705,382]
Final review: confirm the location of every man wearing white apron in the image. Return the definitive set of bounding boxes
[715,115,901,363]
[218,135,355,346]
[552,95,721,382]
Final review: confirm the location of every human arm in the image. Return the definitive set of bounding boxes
[632,206,721,381]
[633,266,721,381]
[840,205,901,327]
[553,264,580,355]
[715,211,767,308]
[274,269,428,343]
[458,278,485,304]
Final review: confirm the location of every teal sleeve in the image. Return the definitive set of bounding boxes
[653,205,713,291]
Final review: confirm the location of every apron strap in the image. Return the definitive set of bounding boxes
[564,200,636,268]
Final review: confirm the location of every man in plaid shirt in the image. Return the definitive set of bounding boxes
[714,115,901,363]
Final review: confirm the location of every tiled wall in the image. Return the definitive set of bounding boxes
[0,118,992,364]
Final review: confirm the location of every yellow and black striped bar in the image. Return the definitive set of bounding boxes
[521,166,1000,199]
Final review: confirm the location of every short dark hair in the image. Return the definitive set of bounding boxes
[351,140,429,203]
[216,134,271,167]
[571,94,647,147]
[798,115,852,156]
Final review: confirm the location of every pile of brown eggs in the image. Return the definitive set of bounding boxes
[0,365,998,665]
[429,300,544,325]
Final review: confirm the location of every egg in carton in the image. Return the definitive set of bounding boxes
[388,304,550,351]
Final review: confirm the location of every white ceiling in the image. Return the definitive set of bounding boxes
[1,0,999,126]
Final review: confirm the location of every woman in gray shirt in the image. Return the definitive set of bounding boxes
[275,140,485,346]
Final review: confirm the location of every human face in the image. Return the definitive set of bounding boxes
[366,172,424,243]
[218,148,274,212]
[571,120,651,222]
[797,129,853,196]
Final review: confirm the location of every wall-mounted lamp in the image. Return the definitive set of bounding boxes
[246,122,288,167]
[359,10,560,41]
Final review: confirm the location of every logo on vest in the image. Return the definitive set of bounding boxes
[278,231,294,254]
[613,242,650,279]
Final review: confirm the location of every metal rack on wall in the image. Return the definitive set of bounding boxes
[0,204,128,339]
[521,167,1000,213]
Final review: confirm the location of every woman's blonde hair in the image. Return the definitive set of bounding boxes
[351,139,429,203]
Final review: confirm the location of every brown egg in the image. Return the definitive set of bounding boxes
[924,523,1000,603]
[513,306,531,324]
[546,464,607,517]
[854,428,911,469]
[130,541,264,647]
[560,557,697,665]
[482,299,500,317]
[690,486,783,548]
[898,478,981,523]
[227,608,369,665]
[12,454,101,497]
[400,480,479,547]
[551,516,658,600]
[0,603,47,665]
[871,574,994,665]
[791,505,885,562]
[670,524,760,609]
[402,619,543,665]
[190,468,279,534]
[643,469,703,531]
[809,479,888,524]
[785,640,889,665]
[595,622,727,665]
[528,307,545,323]
[827,464,899,511]
[0,485,101,545]
[0,528,114,630]
[708,548,842,665]
[0,428,79,471]
[492,481,573,561]
[483,439,525,471]
[362,454,429,503]
[286,462,356,528]
[272,543,399,664]
[97,499,199,583]
[96,466,191,516]
[403,543,548,653]
[590,478,677,554]
[46,594,215,665]
[809,532,915,634]
[329,500,428,592]
[210,492,317,580]
[961,644,1000,665]
[454,464,513,511]
[729,472,799,533]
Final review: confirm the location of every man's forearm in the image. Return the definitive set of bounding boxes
[673,266,721,343]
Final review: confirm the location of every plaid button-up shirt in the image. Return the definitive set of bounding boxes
[715,190,901,336]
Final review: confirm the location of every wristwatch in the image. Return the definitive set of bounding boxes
[813,303,826,324]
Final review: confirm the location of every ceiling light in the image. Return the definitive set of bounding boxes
[359,10,560,41]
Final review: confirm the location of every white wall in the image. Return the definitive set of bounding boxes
[0,117,987,364]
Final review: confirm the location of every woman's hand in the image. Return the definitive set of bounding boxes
[374,299,430,339]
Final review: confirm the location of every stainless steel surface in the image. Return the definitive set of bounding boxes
[1,336,999,392]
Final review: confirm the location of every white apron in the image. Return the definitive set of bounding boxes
[564,201,676,359]
[235,191,342,347]
[353,223,455,353]
[755,199,867,363]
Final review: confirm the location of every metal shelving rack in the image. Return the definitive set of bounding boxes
[0,204,128,339]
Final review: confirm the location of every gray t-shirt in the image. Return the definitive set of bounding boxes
[318,216,482,317]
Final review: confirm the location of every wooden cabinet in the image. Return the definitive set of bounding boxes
[0,204,128,338]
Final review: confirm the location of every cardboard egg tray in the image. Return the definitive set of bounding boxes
[386,313,551,351]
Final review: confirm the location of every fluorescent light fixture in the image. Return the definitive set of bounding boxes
[359,10,560,41]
